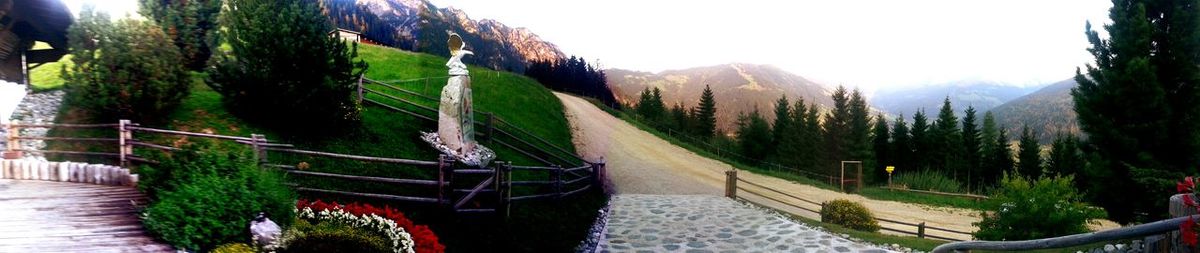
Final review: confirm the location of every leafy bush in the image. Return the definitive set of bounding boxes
[973,172,1106,240]
[820,199,880,232]
[141,147,295,251]
[63,6,190,123]
[208,0,367,131]
[892,169,964,193]
[280,219,390,253]
[212,243,255,253]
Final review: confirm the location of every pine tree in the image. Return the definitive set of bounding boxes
[636,87,653,119]
[992,128,1016,182]
[961,106,981,190]
[848,89,875,183]
[932,97,964,178]
[778,99,808,168]
[771,95,792,162]
[872,113,891,184]
[669,103,690,131]
[823,86,852,174]
[1017,125,1042,178]
[1072,0,1200,223]
[139,0,222,70]
[736,109,773,162]
[910,110,931,171]
[979,111,1000,186]
[696,84,718,139]
[891,115,912,174]
[208,0,367,130]
[802,103,823,171]
[1047,134,1083,178]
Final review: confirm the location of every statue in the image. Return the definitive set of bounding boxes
[421,32,495,167]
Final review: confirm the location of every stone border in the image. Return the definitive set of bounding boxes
[575,195,612,253]
[0,159,138,186]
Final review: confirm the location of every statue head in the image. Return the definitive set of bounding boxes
[448,31,465,56]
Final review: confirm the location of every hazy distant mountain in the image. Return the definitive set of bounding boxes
[607,64,835,132]
[321,0,566,72]
[989,79,1079,143]
[870,81,1044,117]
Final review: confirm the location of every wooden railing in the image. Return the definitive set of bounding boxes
[358,77,589,168]
[931,215,1190,252]
[723,169,974,241]
[2,120,605,217]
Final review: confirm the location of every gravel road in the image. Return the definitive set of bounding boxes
[555,92,1121,241]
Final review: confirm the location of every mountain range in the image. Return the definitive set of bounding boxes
[320,0,565,72]
[989,79,1080,143]
[869,81,1046,118]
[607,64,835,133]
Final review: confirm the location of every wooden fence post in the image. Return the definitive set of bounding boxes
[439,155,455,209]
[857,163,864,192]
[591,158,606,192]
[251,134,268,165]
[484,112,494,144]
[496,161,512,219]
[553,165,563,200]
[725,169,738,199]
[918,222,927,238]
[4,120,18,159]
[118,120,131,168]
[357,75,365,104]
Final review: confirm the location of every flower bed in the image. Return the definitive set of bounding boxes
[296,200,445,253]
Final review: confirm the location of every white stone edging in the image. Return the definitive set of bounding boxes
[0,159,138,186]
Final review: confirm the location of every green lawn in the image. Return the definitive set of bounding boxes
[28,41,71,91]
[45,44,604,253]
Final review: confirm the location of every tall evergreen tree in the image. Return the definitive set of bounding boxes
[1072,0,1200,223]
[848,89,875,183]
[696,84,718,139]
[1047,134,1084,179]
[803,103,824,171]
[961,106,981,190]
[872,113,892,184]
[979,111,1001,187]
[669,102,691,131]
[736,109,773,162]
[910,110,931,171]
[139,0,222,71]
[891,115,912,173]
[822,86,852,174]
[932,97,964,178]
[778,99,808,168]
[991,128,1016,183]
[1017,125,1043,178]
[771,95,792,162]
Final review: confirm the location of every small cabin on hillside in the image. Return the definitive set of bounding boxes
[330,28,362,43]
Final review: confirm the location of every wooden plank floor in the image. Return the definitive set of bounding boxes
[0,179,174,252]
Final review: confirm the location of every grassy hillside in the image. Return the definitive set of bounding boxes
[46,43,602,252]
[28,42,71,91]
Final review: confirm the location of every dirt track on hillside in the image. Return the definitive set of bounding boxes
[554,92,1118,241]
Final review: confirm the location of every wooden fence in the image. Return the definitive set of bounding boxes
[722,169,974,241]
[358,77,588,168]
[2,120,605,217]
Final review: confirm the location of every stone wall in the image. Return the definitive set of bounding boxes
[0,159,137,186]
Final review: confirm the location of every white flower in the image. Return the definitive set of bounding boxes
[291,206,416,253]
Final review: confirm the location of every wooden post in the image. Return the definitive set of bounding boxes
[118,120,131,168]
[840,161,846,192]
[857,163,863,192]
[357,75,365,104]
[918,222,927,238]
[591,158,606,191]
[439,155,455,208]
[496,161,512,219]
[553,165,564,199]
[251,134,268,165]
[725,169,738,199]
[5,120,20,159]
[484,112,495,144]
[1170,193,1198,251]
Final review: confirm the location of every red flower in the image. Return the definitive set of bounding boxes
[1184,217,1198,246]
[297,199,446,253]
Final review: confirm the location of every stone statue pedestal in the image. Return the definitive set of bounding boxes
[420,32,495,167]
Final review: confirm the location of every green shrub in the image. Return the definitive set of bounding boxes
[892,169,964,193]
[212,243,255,253]
[63,6,190,123]
[280,219,390,253]
[973,172,1107,240]
[820,199,880,232]
[141,147,295,251]
[208,0,367,131]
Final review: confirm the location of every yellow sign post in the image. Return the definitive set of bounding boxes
[885,166,895,188]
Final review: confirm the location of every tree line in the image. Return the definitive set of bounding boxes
[525,57,620,109]
[630,84,1085,193]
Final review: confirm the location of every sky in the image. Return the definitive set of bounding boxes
[60,0,1115,90]
[427,0,1114,90]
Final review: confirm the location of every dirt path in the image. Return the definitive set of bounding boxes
[557,92,1110,241]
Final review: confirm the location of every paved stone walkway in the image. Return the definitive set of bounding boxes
[599,194,894,253]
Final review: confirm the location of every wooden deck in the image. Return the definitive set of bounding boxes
[0,179,173,252]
